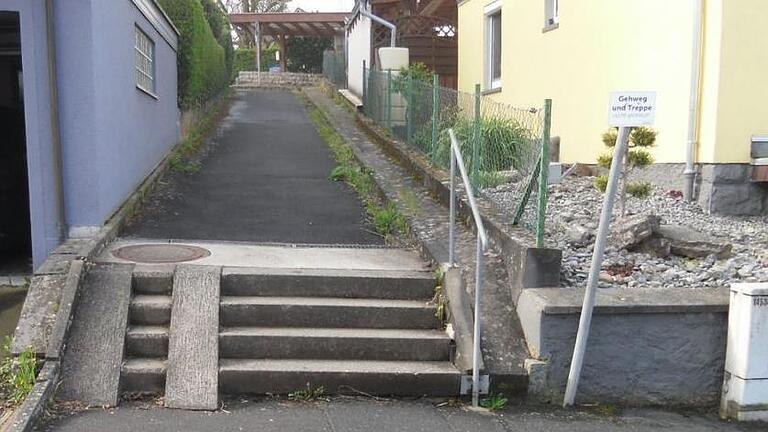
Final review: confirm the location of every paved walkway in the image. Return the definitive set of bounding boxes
[122,90,381,245]
[39,399,762,432]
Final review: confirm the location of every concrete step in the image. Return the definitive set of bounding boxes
[130,295,172,325]
[219,359,460,396]
[219,327,452,361]
[125,326,169,358]
[220,297,440,329]
[132,265,174,295]
[221,268,435,300]
[121,358,166,394]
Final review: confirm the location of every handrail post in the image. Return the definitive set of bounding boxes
[536,99,553,247]
[362,61,367,109]
[472,236,484,407]
[449,146,456,267]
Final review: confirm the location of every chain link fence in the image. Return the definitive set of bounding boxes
[363,67,553,245]
[322,51,347,88]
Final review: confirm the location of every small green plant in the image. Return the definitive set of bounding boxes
[594,175,608,193]
[287,384,327,402]
[370,203,406,236]
[432,267,447,322]
[597,126,657,216]
[391,62,433,94]
[0,338,38,405]
[480,393,508,411]
[626,181,652,198]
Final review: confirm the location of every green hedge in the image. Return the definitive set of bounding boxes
[233,46,279,75]
[158,0,232,109]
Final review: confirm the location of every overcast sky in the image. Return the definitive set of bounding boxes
[288,0,355,12]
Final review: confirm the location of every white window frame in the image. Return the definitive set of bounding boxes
[135,25,157,97]
[484,1,502,91]
[544,0,559,30]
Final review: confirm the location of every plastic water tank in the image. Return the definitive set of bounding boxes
[721,283,768,421]
[378,47,409,71]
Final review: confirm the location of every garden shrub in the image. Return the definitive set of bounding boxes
[158,0,231,109]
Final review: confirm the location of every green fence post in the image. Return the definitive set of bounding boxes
[362,61,367,109]
[536,99,553,248]
[472,84,482,186]
[431,74,439,157]
[406,75,413,144]
[386,69,393,131]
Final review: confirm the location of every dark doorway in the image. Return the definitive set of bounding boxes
[0,11,31,274]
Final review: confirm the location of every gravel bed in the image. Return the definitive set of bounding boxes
[487,175,767,289]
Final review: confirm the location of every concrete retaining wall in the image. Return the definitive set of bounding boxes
[518,286,729,406]
[236,72,321,88]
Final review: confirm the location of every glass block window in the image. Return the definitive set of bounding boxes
[135,26,155,94]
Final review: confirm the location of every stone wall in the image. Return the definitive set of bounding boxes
[235,71,321,88]
[518,286,729,406]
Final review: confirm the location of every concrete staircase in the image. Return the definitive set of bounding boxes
[118,264,461,401]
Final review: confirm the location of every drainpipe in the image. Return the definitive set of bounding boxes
[358,0,397,47]
[45,0,66,240]
[684,0,704,202]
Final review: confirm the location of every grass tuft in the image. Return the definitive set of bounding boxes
[288,384,327,402]
[479,393,508,411]
[0,337,38,405]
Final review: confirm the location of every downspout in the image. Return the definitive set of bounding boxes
[684,0,704,201]
[358,0,397,47]
[45,0,66,240]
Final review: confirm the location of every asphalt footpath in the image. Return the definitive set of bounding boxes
[122,90,382,245]
[38,399,763,432]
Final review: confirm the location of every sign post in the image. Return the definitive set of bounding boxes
[563,91,656,407]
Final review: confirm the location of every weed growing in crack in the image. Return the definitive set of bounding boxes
[0,337,38,405]
[309,104,408,239]
[480,393,508,411]
[288,384,327,402]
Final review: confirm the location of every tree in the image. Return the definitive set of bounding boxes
[595,127,657,217]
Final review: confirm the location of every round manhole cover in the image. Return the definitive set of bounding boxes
[112,244,211,263]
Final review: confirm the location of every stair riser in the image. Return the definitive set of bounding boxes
[219,335,451,361]
[220,304,440,329]
[219,370,460,396]
[121,369,166,394]
[132,275,173,295]
[221,274,434,300]
[126,334,169,358]
[130,304,172,326]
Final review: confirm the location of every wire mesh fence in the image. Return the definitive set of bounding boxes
[362,67,552,245]
[322,51,346,88]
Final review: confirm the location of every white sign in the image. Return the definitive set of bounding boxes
[608,91,656,127]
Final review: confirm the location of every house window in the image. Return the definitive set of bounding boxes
[135,26,156,95]
[485,2,502,90]
[545,0,559,29]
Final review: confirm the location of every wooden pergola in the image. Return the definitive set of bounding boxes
[230,12,350,72]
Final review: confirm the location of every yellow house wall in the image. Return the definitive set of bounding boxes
[458,0,759,165]
[708,0,768,163]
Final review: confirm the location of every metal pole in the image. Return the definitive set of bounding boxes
[536,100,553,248]
[406,75,413,144]
[362,60,367,108]
[449,148,456,267]
[431,74,439,157]
[472,236,484,407]
[472,84,482,186]
[255,23,261,84]
[563,126,631,407]
[386,69,392,130]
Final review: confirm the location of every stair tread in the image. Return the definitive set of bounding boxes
[123,358,167,371]
[131,295,172,306]
[127,326,169,336]
[220,296,436,308]
[223,267,433,279]
[219,359,460,375]
[220,327,449,339]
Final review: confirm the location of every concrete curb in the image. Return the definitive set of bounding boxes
[316,80,562,303]
[5,362,59,432]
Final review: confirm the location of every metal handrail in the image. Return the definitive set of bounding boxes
[448,129,488,407]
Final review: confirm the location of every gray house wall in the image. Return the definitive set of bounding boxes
[56,0,180,235]
[0,0,63,269]
[1,0,179,269]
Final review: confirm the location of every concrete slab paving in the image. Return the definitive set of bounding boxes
[120,90,381,245]
[57,263,133,406]
[98,239,429,272]
[38,399,764,432]
[165,265,221,411]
